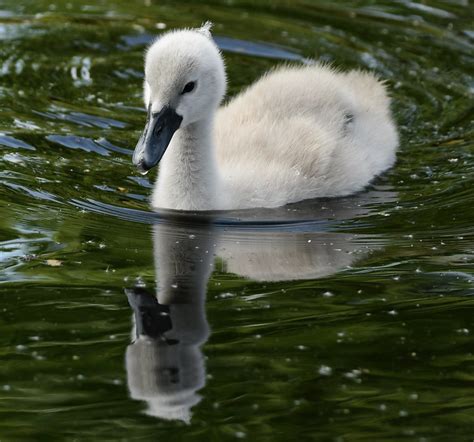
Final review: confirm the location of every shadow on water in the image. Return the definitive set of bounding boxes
[123,191,393,423]
[71,187,397,230]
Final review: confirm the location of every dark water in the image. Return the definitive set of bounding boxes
[1,0,473,440]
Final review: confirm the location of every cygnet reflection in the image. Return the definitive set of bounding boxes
[125,220,214,423]
[125,191,394,422]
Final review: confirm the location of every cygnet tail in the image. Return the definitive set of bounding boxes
[343,70,399,173]
[343,70,392,116]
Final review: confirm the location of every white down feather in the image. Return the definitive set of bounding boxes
[138,24,398,211]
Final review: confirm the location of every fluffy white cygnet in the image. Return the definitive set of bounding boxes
[132,23,399,211]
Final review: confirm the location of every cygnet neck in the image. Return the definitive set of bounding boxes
[152,115,223,211]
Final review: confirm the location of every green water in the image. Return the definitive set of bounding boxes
[1,0,473,440]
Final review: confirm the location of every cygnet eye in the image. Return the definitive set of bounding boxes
[181,81,196,94]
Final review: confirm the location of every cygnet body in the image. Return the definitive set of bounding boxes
[133,23,398,211]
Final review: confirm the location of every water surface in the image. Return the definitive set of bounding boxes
[0,0,473,440]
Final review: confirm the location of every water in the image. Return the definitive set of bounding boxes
[0,0,473,439]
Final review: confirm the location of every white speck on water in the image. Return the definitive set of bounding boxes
[135,277,146,288]
[399,410,409,417]
[109,335,117,340]
[235,431,246,439]
[378,403,387,411]
[72,355,80,360]
[322,291,334,298]
[29,336,41,341]
[409,393,419,400]
[32,352,45,360]
[393,276,400,281]
[77,374,85,380]
[344,369,362,382]
[388,310,398,316]
[189,234,196,239]
[296,345,308,351]
[3,384,11,391]
[254,334,262,339]
[448,158,458,163]
[171,283,178,289]
[155,22,167,29]
[16,345,27,351]
[319,365,333,376]
[307,239,312,243]
[456,328,470,335]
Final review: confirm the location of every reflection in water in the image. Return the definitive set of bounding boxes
[124,194,392,422]
[125,221,214,423]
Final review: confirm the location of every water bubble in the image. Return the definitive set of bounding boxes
[319,365,333,376]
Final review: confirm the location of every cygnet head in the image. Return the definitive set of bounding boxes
[133,23,226,173]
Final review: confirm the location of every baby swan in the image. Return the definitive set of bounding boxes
[133,23,398,211]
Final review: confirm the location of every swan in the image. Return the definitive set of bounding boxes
[132,23,398,211]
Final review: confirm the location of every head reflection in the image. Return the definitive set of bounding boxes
[125,220,214,423]
[124,191,394,423]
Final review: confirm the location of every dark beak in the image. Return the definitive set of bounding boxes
[133,105,183,174]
